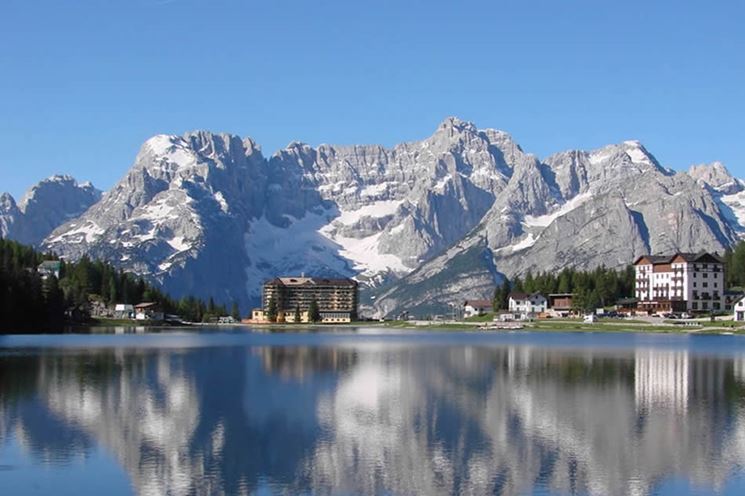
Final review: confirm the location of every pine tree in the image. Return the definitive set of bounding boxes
[267,295,278,323]
[294,304,301,323]
[308,297,321,323]
[231,301,241,321]
[44,276,65,327]
[108,276,117,303]
[492,279,511,311]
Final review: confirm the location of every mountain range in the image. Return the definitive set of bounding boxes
[2,118,743,317]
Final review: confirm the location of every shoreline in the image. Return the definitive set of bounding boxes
[48,318,745,336]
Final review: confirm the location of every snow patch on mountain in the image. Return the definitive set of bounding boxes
[434,174,452,192]
[167,236,192,252]
[496,233,537,254]
[47,220,105,244]
[625,146,650,165]
[333,200,403,225]
[719,191,745,236]
[523,192,593,228]
[330,232,409,276]
[213,192,229,213]
[360,183,390,197]
[243,213,354,297]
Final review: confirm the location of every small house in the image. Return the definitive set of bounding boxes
[725,291,744,312]
[616,298,638,315]
[548,293,574,315]
[463,299,492,318]
[508,292,547,314]
[734,297,745,322]
[37,260,62,279]
[114,304,135,319]
[134,302,164,321]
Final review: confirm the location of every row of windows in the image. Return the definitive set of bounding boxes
[691,302,721,310]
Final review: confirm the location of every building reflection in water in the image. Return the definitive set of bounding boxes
[1,340,745,495]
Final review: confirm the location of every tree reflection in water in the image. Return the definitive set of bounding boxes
[1,338,745,495]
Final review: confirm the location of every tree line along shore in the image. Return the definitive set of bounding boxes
[0,238,239,332]
[5,237,745,333]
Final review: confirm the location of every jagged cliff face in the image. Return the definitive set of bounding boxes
[40,118,525,309]
[371,142,740,316]
[0,193,20,239]
[0,176,101,246]
[17,118,742,316]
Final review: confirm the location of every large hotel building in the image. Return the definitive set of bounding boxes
[251,276,358,323]
[634,252,724,313]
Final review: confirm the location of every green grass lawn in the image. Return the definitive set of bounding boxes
[528,320,699,333]
[463,313,496,322]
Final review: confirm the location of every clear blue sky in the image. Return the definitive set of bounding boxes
[1,0,743,199]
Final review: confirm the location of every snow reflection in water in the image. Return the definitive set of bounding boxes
[1,332,745,495]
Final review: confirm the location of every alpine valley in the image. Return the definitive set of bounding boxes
[3,118,744,317]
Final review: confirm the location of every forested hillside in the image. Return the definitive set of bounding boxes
[0,239,233,332]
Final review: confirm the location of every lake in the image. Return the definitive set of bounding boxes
[1,328,745,495]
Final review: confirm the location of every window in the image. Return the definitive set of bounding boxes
[703,273,708,278]
[703,282,708,288]
[692,302,699,310]
[693,282,697,288]
[703,302,709,310]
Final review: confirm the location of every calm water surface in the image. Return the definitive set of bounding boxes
[2,328,745,495]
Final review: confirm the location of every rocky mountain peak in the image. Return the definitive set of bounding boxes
[688,161,741,194]
[0,192,20,239]
[2,175,100,246]
[22,118,743,317]
[19,174,99,212]
[0,192,17,211]
[437,116,478,134]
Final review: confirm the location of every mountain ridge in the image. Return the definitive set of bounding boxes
[3,118,741,317]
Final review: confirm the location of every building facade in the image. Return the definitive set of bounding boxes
[508,292,548,314]
[634,252,724,313]
[463,299,492,318]
[256,276,358,323]
[734,297,745,322]
[547,293,574,316]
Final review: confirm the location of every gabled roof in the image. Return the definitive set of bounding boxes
[634,252,724,265]
[464,299,492,309]
[509,292,545,300]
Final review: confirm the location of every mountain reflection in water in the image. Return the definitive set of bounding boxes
[1,332,745,495]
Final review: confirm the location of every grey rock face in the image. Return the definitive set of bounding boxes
[689,162,742,194]
[44,119,525,309]
[370,140,740,317]
[32,118,745,317]
[0,176,100,246]
[689,162,745,239]
[45,133,269,308]
[0,193,20,239]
